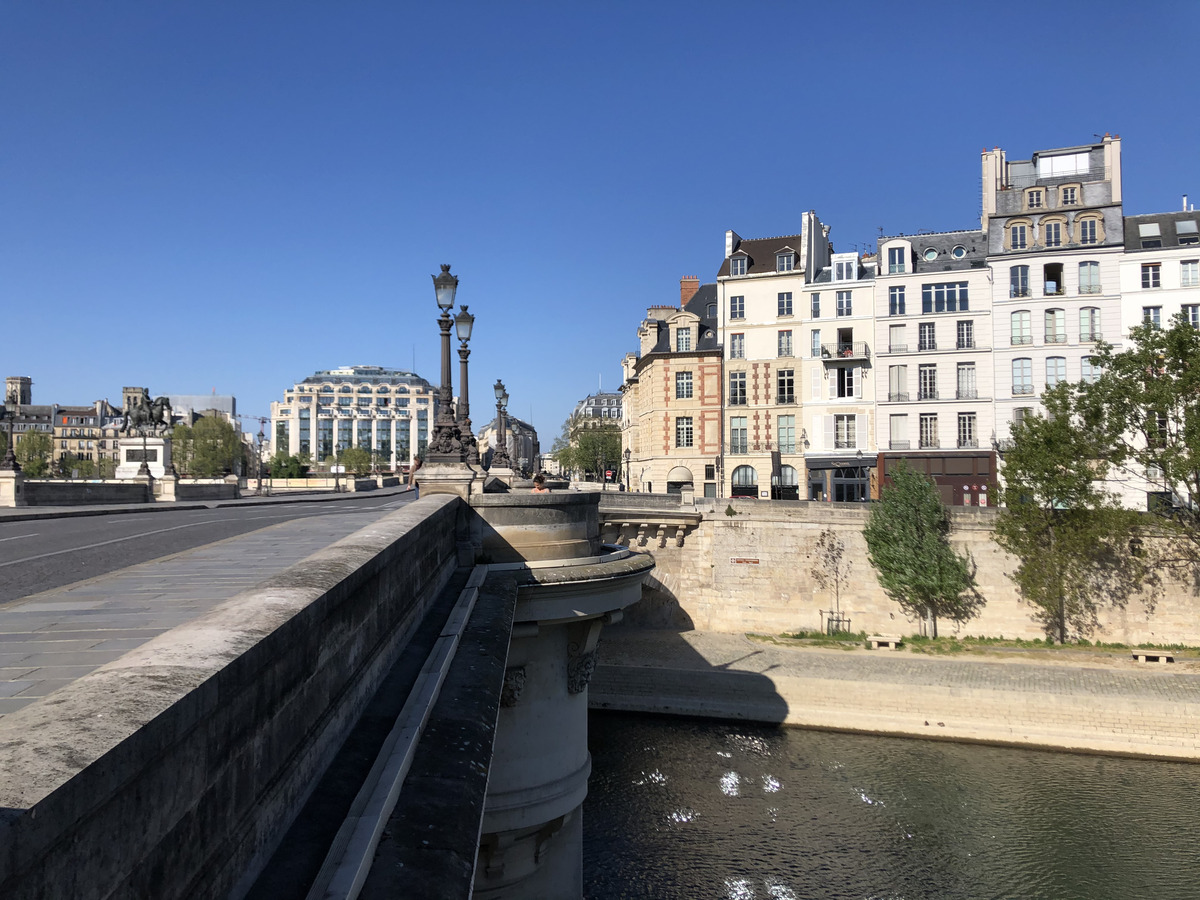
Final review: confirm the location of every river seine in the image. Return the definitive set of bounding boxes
[583,712,1200,900]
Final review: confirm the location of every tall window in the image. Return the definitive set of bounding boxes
[729,417,748,454]
[729,334,745,359]
[675,417,693,448]
[956,320,974,349]
[1143,306,1162,327]
[1027,189,1044,209]
[778,330,793,357]
[922,282,969,313]
[1079,261,1101,294]
[836,291,853,316]
[810,329,821,357]
[1182,260,1199,287]
[1142,263,1161,288]
[957,363,976,400]
[730,295,745,319]
[1061,186,1078,205]
[811,293,821,317]
[1045,308,1066,343]
[1043,221,1062,247]
[730,257,746,276]
[919,413,938,449]
[676,328,691,352]
[889,414,908,449]
[777,253,794,272]
[675,371,693,399]
[918,364,938,401]
[1080,307,1101,341]
[777,368,795,404]
[1013,359,1033,395]
[889,324,906,353]
[835,366,858,399]
[888,246,906,274]
[834,415,856,449]
[1010,224,1028,249]
[918,322,936,351]
[1010,266,1030,298]
[729,372,747,405]
[1185,305,1200,328]
[1081,357,1100,384]
[958,413,977,448]
[1078,218,1098,245]
[888,285,906,316]
[888,365,908,402]
[777,415,796,453]
[778,292,793,315]
[1011,310,1032,345]
[1045,357,1066,389]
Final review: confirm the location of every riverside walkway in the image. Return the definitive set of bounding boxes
[592,628,1200,762]
[0,491,411,717]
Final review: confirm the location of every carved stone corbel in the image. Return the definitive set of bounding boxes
[566,619,605,694]
[656,526,667,548]
[500,665,527,707]
[636,523,649,547]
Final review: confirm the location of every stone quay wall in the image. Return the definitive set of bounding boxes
[21,479,150,505]
[0,495,462,900]
[606,497,1200,646]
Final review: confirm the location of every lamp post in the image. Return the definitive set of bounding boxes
[1,414,19,473]
[624,447,631,492]
[492,379,512,468]
[428,264,464,462]
[455,305,478,465]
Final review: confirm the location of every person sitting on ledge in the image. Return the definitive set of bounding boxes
[532,473,550,493]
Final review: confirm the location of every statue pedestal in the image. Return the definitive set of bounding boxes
[416,462,480,500]
[486,465,515,488]
[154,474,178,502]
[116,437,172,480]
[0,469,26,507]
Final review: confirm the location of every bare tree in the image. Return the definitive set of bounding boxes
[810,528,853,633]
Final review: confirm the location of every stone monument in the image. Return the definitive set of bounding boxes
[116,395,175,480]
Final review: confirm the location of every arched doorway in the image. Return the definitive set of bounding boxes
[666,466,694,495]
[730,465,758,498]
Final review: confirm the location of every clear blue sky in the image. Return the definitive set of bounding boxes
[4,2,1198,438]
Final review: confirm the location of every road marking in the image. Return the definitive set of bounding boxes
[0,520,224,568]
[0,533,39,543]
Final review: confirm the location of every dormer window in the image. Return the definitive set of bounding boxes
[833,257,857,281]
[1061,186,1078,205]
[1026,189,1044,210]
[730,256,747,276]
[1139,223,1162,249]
[887,246,906,274]
[1179,220,1199,245]
[676,328,692,352]
[776,252,795,272]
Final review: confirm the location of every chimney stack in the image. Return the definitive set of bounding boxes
[680,276,700,306]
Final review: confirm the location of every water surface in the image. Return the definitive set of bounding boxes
[584,712,1200,900]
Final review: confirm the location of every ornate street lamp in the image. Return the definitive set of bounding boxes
[428,264,464,462]
[455,305,478,464]
[1,413,19,473]
[492,379,512,468]
[624,447,631,492]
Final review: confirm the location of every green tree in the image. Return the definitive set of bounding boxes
[56,452,83,478]
[170,424,194,476]
[190,417,240,477]
[556,421,622,481]
[97,457,117,479]
[995,384,1155,643]
[0,428,7,459]
[270,451,308,478]
[1074,313,1200,581]
[15,430,51,476]
[863,462,981,638]
[339,446,372,475]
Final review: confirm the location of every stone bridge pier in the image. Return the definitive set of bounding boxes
[469,493,653,898]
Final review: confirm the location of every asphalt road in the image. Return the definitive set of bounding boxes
[0,492,415,606]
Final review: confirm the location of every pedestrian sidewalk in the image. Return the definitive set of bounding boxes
[0,501,405,717]
[592,628,1200,762]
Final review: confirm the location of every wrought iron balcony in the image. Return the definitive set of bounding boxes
[1011,335,1033,345]
[919,438,940,449]
[821,341,870,362]
[1081,331,1103,342]
[956,388,978,400]
[888,343,909,354]
[887,391,910,402]
[917,389,939,401]
[1046,333,1067,344]
[1012,384,1035,396]
[958,438,979,449]
[889,439,911,450]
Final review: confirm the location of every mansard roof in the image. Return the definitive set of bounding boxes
[1123,211,1200,252]
[717,234,804,277]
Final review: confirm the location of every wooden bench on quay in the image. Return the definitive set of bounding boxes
[1131,649,1175,664]
[868,635,903,651]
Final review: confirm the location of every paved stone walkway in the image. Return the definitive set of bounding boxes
[593,628,1200,760]
[0,505,401,717]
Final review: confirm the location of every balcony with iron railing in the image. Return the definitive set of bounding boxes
[1013,384,1035,396]
[917,389,939,401]
[821,341,870,362]
[956,388,978,400]
[1011,335,1033,345]
[887,391,910,402]
[958,438,979,449]
[888,439,910,450]
[1081,331,1103,342]
[919,437,940,449]
[1046,333,1067,344]
[887,343,909,354]
[834,438,858,449]
[1010,288,1031,299]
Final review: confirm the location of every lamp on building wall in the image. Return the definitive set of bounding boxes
[492,379,512,468]
[428,264,465,462]
[455,305,478,464]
